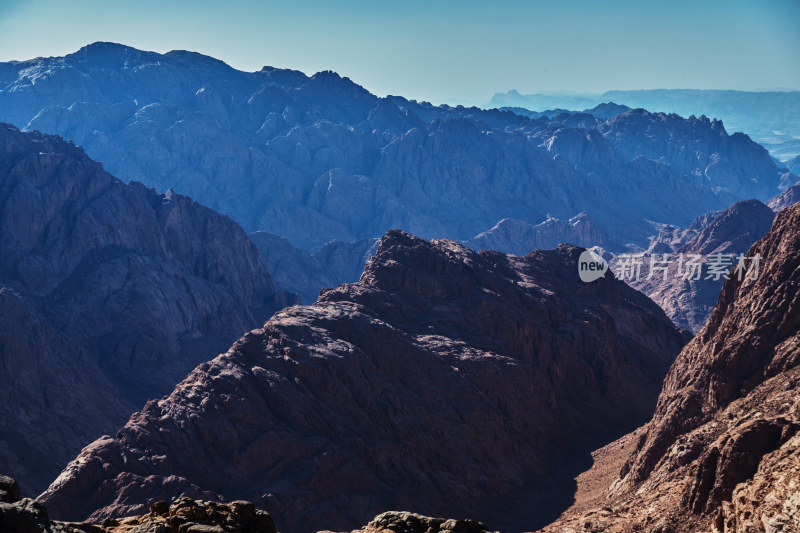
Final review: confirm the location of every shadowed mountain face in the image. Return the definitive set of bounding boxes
[540,202,800,533]
[0,43,792,251]
[0,123,295,495]
[39,230,687,533]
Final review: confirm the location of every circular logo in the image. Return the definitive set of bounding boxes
[578,249,608,282]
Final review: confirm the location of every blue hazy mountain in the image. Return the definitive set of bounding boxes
[490,89,800,162]
[786,155,800,175]
[0,43,793,252]
[0,123,297,494]
[499,102,631,120]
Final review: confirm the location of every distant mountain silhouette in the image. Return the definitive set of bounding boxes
[490,88,800,161]
[249,231,378,304]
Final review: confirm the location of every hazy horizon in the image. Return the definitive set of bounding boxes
[1,0,798,107]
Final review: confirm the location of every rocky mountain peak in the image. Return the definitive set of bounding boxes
[678,199,775,256]
[67,41,159,67]
[39,229,686,533]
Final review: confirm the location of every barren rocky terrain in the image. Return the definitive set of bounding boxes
[540,202,800,533]
[39,231,687,533]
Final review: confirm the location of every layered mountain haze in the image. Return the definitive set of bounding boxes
[541,202,800,533]
[0,123,296,494]
[0,43,792,255]
[490,89,800,162]
[497,102,632,121]
[39,230,687,533]
[786,156,800,175]
[2,37,799,533]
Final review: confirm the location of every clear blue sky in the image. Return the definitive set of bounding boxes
[0,0,797,105]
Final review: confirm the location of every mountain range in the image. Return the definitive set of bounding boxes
[490,89,800,162]
[2,201,799,533]
[0,43,793,255]
[1,41,800,533]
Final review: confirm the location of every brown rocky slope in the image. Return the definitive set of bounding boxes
[540,202,800,532]
[40,230,687,533]
[0,123,296,495]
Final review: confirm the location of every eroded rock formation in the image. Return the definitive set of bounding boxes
[40,231,686,533]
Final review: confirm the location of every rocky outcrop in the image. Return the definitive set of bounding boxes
[539,202,800,533]
[0,43,791,251]
[5,476,489,533]
[0,474,276,533]
[39,230,686,533]
[0,123,295,495]
[615,199,775,332]
[346,512,495,533]
[100,498,276,533]
[464,213,605,255]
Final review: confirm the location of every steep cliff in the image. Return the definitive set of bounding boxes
[541,202,800,533]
